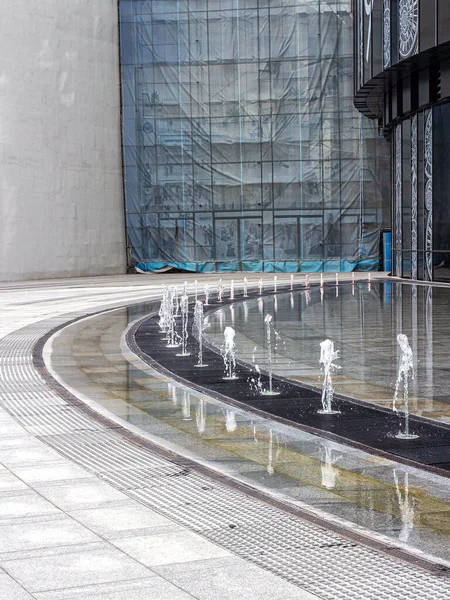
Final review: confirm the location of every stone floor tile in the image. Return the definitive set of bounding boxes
[69,503,175,537]
[1,545,152,593]
[0,491,61,520]
[0,571,35,600]
[153,555,321,600]
[9,463,95,485]
[33,480,130,511]
[112,527,231,566]
[0,515,100,556]
[33,576,195,600]
[0,470,29,492]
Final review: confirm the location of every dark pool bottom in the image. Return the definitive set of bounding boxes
[131,292,450,477]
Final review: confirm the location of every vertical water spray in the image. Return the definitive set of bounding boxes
[193,300,209,368]
[222,326,238,380]
[305,274,310,288]
[393,334,418,439]
[243,277,248,297]
[204,284,210,305]
[183,281,188,297]
[262,314,279,396]
[352,271,355,285]
[290,274,294,291]
[217,278,224,303]
[194,280,198,302]
[158,286,170,338]
[273,276,277,293]
[258,278,263,295]
[174,287,180,317]
[318,339,340,414]
[335,272,339,286]
[320,273,324,288]
[166,286,180,348]
[176,294,190,357]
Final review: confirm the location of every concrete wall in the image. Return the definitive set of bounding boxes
[0,0,126,281]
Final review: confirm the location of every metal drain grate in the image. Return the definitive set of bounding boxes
[0,309,449,600]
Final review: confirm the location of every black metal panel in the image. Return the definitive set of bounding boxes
[420,0,436,52]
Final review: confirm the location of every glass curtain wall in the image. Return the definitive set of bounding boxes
[120,0,390,273]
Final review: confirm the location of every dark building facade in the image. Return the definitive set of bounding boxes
[353,0,450,281]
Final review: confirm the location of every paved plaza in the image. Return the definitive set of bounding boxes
[0,274,449,600]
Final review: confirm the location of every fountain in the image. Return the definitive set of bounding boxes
[193,300,209,368]
[394,470,415,542]
[222,326,238,380]
[230,279,235,300]
[204,284,210,305]
[352,271,355,285]
[176,294,190,357]
[243,277,249,297]
[194,279,198,302]
[166,286,180,348]
[174,286,180,317]
[258,278,263,295]
[335,272,339,286]
[318,339,340,414]
[320,273,324,288]
[250,363,263,394]
[393,334,418,439]
[262,314,279,396]
[217,279,224,303]
[183,280,188,297]
[290,274,294,291]
[158,286,170,338]
[273,276,277,293]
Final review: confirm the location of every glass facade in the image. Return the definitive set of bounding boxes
[120,0,390,273]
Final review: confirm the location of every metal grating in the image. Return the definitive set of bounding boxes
[0,309,449,600]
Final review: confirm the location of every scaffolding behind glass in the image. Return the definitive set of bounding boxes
[120,0,390,273]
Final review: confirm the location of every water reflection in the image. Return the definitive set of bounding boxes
[49,283,450,565]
